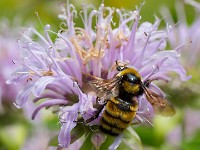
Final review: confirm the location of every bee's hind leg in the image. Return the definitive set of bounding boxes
[75,97,106,124]
[85,103,106,124]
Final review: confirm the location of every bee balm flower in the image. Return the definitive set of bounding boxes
[8,2,190,149]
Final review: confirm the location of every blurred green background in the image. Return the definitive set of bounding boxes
[0,0,195,29]
[0,0,200,150]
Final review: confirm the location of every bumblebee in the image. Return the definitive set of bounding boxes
[82,61,175,136]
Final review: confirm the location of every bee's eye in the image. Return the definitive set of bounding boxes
[125,74,140,84]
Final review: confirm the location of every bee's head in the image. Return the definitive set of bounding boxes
[116,67,144,96]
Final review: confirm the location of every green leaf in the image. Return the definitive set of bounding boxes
[49,134,58,146]
[70,124,89,144]
[181,130,200,150]
[0,124,27,150]
[80,133,95,150]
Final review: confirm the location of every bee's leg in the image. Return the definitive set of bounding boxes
[75,117,84,123]
[75,99,106,124]
[85,103,106,124]
[73,112,85,123]
[96,97,107,105]
[88,125,99,132]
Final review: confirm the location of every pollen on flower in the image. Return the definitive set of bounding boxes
[115,31,129,49]
[70,37,104,65]
[42,65,54,76]
[43,69,54,76]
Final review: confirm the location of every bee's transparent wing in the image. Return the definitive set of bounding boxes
[144,88,176,117]
[82,76,119,100]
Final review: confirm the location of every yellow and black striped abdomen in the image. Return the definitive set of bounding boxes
[100,98,138,136]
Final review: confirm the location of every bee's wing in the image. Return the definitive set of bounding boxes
[144,88,176,117]
[82,76,119,100]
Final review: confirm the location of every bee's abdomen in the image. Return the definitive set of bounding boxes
[100,100,136,136]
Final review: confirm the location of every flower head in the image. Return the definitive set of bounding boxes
[8,2,190,149]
